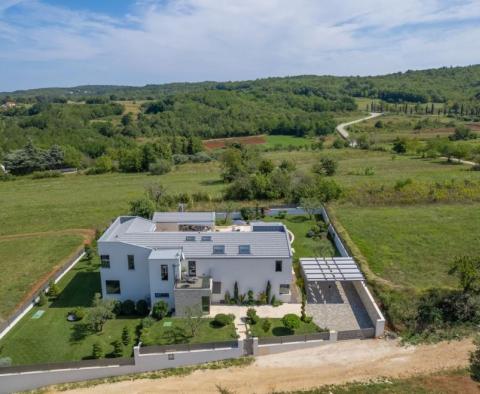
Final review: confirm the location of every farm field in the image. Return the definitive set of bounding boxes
[202,134,313,150]
[0,234,84,322]
[330,203,480,289]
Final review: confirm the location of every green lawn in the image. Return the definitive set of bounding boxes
[250,318,321,338]
[266,215,337,258]
[146,318,237,345]
[0,259,142,365]
[331,203,480,289]
[0,234,84,322]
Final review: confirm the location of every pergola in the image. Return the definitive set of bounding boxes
[300,257,364,282]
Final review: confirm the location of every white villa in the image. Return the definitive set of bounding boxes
[97,212,293,315]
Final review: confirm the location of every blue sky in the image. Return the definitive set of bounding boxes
[0,0,480,91]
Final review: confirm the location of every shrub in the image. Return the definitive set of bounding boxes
[374,120,384,128]
[91,342,103,359]
[246,308,259,325]
[141,316,155,328]
[247,290,255,305]
[37,291,47,306]
[471,337,480,381]
[84,244,94,262]
[136,299,149,316]
[112,300,122,316]
[47,280,59,299]
[73,307,85,320]
[257,292,267,305]
[172,154,189,165]
[191,152,212,163]
[149,159,172,175]
[121,299,136,315]
[282,314,301,332]
[224,290,231,304]
[0,357,12,367]
[112,340,123,358]
[152,300,168,320]
[214,313,234,327]
[129,197,155,219]
[262,319,272,333]
[122,326,131,346]
[270,294,276,306]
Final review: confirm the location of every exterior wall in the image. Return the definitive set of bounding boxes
[98,242,151,302]
[155,223,179,231]
[148,258,180,309]
[353,281,385,337]
[191,257,293,303]
[174,285,211,316]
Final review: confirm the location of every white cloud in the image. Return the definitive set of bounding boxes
[1,0,480,90]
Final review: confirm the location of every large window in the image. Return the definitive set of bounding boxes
[275,260,283,272]
[100,255,110,268]
[106,280,121,294]
[188,261,196,276]
[161,264,168,281]
[127,255,135,270]
[279,284,290,294]
[212,281,222,294]
[155,292,169,298]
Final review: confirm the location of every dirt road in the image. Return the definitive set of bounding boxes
[58,338,474,394]
[336,113,382,146]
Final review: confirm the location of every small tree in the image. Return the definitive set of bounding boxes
[282,314,301,333]
[300,197,322,219]
[121,326,131,346]
[136,299,149,316]
[265,281,271,304]
[112,340,123,358]
[262,319,272,333]
[184,306,205,337]
[129,196,155,219]
[47,280,60,300]
[37,291,47,306]
[152,300,168,320]
[246,308,259,325]
[449,256,480,294]
[84,244,94,262]
[86,293,116,332]
[470,336,480,381]
[92,342,103,359]
[247,290,254,305]
[224,290,231,304]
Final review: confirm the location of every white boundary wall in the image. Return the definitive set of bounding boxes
[0,341,244,394]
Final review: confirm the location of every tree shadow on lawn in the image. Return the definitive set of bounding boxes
[200,179,224,186]
[50,271,101,308]
[163,326,190,344]
[70,322,92,343]
[272,326,294,336]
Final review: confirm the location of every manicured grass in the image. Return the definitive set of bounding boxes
[331,203,480,289]
[250,318,321,338]
[147,318,237,345]
[0,259,142,365]
[0,234,84,322]
[266,214,337,258]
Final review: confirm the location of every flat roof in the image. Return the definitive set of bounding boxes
[300,257,364,282]
[152,212,215,223]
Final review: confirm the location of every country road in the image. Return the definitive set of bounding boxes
[336,112,383,145]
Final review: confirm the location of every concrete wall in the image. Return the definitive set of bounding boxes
[148,258,179,309]
[174,286,211,316]
[0,342,244,394]
[194,257,293,303]
[353,281,385,337]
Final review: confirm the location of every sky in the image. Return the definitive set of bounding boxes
[0,0,480,91]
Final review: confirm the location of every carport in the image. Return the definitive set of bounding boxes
[300,257,373,331]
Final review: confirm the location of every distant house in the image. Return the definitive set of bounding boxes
[97,212,293,315]
[1,101,16,110]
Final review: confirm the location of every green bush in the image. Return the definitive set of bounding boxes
[121,299,136,315]
[141,316,155,328]
[282,314,301,332]
[122,326,131,346]
[214,313,234,327]
[246,308,259,325]
[47,280,60,299]
[136,299,149,316]
[73,307,85,320]
[112,340,123,358]
[471,337,480,381]
[92,342,103,359]
[37,291,47,306]
[262,319,272,333]
[149,159,172,175]
[152,300,169,320]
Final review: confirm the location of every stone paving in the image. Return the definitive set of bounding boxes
[306,281,372,331]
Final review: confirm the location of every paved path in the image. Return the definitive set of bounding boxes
[336,112,383,146]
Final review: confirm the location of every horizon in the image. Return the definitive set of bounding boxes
[1,0,480,91]
[2,63,479,94]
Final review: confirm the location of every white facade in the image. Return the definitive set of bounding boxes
[97,213,293,313]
